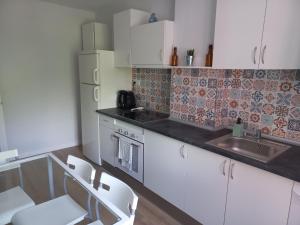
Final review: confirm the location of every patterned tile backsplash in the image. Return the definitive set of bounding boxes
[132,68,171,113]
[132,68,300,143]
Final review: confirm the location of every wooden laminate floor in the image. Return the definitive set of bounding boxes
[0,146,202,225]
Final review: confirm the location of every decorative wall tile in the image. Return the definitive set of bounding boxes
[132,68,171,113]
[133,68,300,143]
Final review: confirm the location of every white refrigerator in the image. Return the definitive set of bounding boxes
[79,50,131,165]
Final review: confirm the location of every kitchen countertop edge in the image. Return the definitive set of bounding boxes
[97,108,300,183]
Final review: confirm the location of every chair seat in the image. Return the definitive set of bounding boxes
[88,221,104,225]
[12,194,87,225]
[0,186,35,225]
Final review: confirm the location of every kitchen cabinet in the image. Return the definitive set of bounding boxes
[287,182,300,225]
[99,115,117,166]
[184,144,229,225]
[113,9,150,67]
[213,0,266,69]
[82,22,112,51]
[224,160,293,225]
[214,0,300,69]
[131,21,174,66]
[259,0,300,69]
[0,96,7,151]
[144,130,186,209]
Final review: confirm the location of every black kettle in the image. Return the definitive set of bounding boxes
[117,90,136,109]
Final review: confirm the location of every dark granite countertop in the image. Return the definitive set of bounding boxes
[98,108,300,182]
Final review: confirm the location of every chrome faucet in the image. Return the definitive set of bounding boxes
[243,128,262,140]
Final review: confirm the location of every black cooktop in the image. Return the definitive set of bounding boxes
[97,108,169,124]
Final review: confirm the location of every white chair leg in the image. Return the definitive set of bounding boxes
[96,201,101,221]
[18,166,24,189]
[63,174,68,194]
[86,192,93,219]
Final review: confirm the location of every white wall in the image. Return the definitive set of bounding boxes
[0,0,96,157]
[175,0,217,66]
[95,0,175,27]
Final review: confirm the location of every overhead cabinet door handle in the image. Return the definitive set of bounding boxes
[262,45,267,64]
[253,46,257,65]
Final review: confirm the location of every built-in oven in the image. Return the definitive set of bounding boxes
[113,123,144,183]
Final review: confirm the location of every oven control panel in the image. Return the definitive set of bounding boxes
[115,127,144,143]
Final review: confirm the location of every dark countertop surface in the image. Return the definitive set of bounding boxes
[98,108,300,182]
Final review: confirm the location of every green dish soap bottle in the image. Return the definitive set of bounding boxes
[232,118,243,137]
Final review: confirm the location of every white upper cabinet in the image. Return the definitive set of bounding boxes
[224,160,293,225]
[184,144,230,225]
[82,22,112,51]
[259,0,300,69]
[213,0,266,69]
[131,21,174,67]
[144,130,187,210]
[214,0,300,69]
[113,9,150,67]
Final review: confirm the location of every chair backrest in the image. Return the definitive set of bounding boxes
[98,172,138,221]
[0,149,19,173]
[67,155,96,184]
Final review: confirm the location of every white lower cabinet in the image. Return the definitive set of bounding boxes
[184,144,229,225]
[144,130,187,209]
[99,116,117,166]
[224,161,293,225]
[287,182,300,225]
[144,130,294,225]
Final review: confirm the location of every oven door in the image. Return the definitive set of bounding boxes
[114,133,144,183]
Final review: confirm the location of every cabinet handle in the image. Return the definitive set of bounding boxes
[253,46,258,65]
[230,163,235,180]
[222,160,227,176]
[93,68,99,84]
[262,45,267,64]
[179,145,184,158]
[160,49,163,62]
[93,86,99,102]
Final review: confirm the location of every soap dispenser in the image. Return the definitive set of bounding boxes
[232,117,243,137]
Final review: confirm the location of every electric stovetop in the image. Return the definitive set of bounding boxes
[116,108,169,123]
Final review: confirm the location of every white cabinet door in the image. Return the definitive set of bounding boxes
[225,161,293,225]
[144,130,186,209]
[113,9,149,67]
[259,0,300,69]
[79,53,100,85]
[99,124,117,166]
[80,84,101,165]
[131,21,174,66]
[0,96,7,151]
[82,23,111,51]
[185,144,230,225]
[213,0,266,69]
[287,182,300,225]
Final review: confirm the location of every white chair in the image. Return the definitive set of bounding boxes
[0,149,35,225]
[88,172,139,225]
[11,155,96,225]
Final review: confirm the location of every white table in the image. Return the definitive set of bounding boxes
[0,153,130,225]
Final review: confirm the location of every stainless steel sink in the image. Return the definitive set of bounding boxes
[206,134,290,163]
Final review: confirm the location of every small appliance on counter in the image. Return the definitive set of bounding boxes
[117,90,136,109]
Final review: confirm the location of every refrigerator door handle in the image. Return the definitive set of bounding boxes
[93,68,99,84]
[93,86,99,102]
